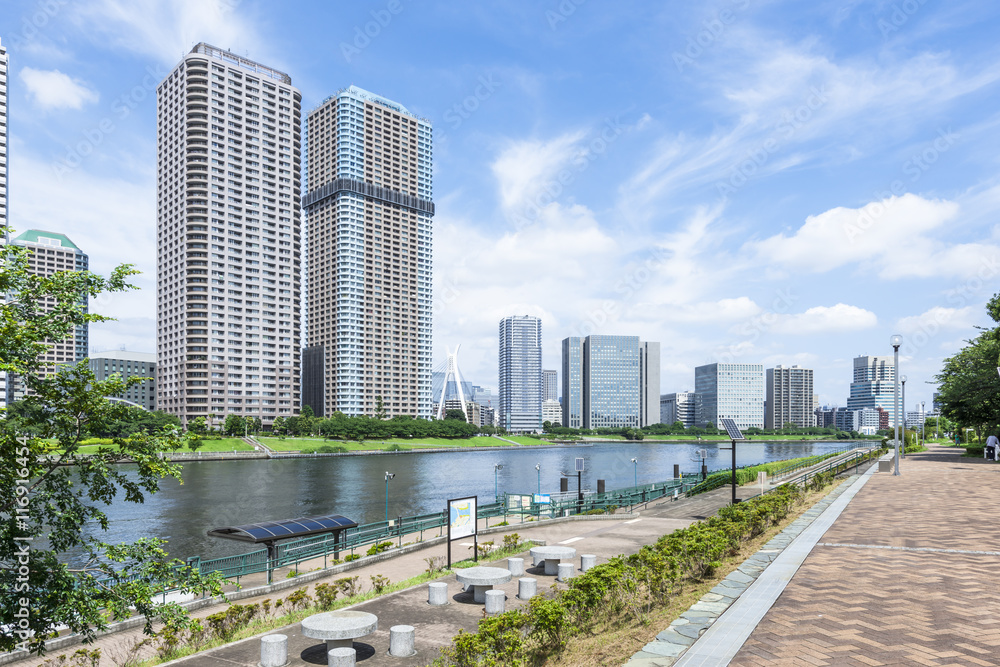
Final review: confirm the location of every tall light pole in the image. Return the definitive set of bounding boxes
[384,471,395,521]
[901,375,907,458]
[535,463,540,495]
[494,463,504,501]
[921,400,926,445]
[891,335,902,476]
[630,457,637,487]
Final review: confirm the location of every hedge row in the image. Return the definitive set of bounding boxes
[432,481,819,667]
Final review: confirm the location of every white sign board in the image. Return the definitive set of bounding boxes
[448,496,477,540]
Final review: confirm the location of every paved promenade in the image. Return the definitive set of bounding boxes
[676,444,1000,666]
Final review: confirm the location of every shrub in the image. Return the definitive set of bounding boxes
[384,443,406,451]
[316,444,348,453]
[283,588,312,612]
[501,533,521,552]
[335,576,361,598]
[314,582,339,609]
[425,556,446,575]
[205,603,258,642]
[370,574,390,593]
[586,508,605,515]
[366,541,393,556]
[344,554,360,562]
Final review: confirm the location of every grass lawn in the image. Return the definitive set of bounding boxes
[257,435,555,452]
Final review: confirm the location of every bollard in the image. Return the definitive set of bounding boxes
[507,557,525,576]
[328,646,355,667]
[389,625,416,657]
[580,554,597,572]
[428,582,448,605]
[557,562,574,582]
[484,589,505,615]
[260,634,287,667]
[518,577,537,600]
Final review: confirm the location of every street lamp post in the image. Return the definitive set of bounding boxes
[921,401,926,445]
[535,463,540,495]
[384,472,395,521]
[901,375,907,458]
[891,335,902,476]
[494,463,504,501]
[630,457,637,487]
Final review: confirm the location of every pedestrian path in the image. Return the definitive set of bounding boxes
[650,444,1000,666]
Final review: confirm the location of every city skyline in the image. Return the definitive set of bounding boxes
[5,1,999,410]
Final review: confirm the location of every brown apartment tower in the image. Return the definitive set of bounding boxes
[302,86,433,418]
[156,44,301,428]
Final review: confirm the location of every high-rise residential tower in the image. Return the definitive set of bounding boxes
[156,44,302,427]
[764,365,814,429]
[561,335,660,429]
[302,86,433,418]
[7,230,89,402]
[499,316,542,432]
[1,36,9,408]
[694,362,764,430]
[846,355,896,425]
[542,369,558,401]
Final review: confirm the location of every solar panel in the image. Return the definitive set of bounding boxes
[721,418,745,441]
[208,514,359,544]
[575,457,585,472]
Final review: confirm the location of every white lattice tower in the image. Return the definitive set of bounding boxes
[435,345,469,421]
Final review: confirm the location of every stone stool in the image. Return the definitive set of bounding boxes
[484,589,505,615]
[260,634,287,667]
[580,554,597,572]
[389,625,416,657]
[327,646,355,667]
[428,581,448,605]
[557,562,574,582]
[518,577,537,600]
[507,557,525,576]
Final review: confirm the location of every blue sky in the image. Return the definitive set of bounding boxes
[4,0,1000,411]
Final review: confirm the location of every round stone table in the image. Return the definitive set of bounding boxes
[530,545,577,575]
[455,566,512,603]
[301,610,378,653]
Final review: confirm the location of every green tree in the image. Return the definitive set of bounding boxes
[187,416,208,435]
[0,234,223,655]
[444,408,467,421]
[271,415,287,438]
[224,414,246,436]
[374,395,387,421]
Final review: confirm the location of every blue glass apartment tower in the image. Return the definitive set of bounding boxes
[499,316,542,432]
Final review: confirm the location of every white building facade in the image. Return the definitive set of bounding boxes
[694,362,764,430]
[156,44,301,427]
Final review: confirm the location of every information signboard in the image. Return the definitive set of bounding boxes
[448,496,477,540]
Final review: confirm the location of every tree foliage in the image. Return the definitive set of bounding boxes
[0,231,223,655]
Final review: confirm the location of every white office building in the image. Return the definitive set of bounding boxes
[694,363,764,430]
[562,335,660,429]
[156,44,301,427]
[661,391,701,429]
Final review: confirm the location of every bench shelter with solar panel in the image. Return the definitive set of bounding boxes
[208,514,357,584]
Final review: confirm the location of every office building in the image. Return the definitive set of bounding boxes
[845,355,896,426]
[302,86,433,418]
[765,365,814,429]
[543,369,558,401]
[814,405,836,428]
[542,399,562,426]
[561,337,583,428]
[561,335,660,429]
[1,37,9,407]
[694,362,764,430]
[156,44,301,427]
[88,351,157,411]
[499,315,542,432]
[6,230,89,402]
[661,391,701,429]
[834,407,881,435]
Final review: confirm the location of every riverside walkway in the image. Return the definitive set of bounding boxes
[663,443,1000,666]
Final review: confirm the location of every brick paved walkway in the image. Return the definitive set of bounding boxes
[729,445,1000,666]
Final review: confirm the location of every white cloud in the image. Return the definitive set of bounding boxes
[770,304,878,335]
[20,68,99,110]
[71,0,264,67]
[896,306,978,335]
[490,131,586,213]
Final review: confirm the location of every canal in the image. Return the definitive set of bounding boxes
[73,440,851,564]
